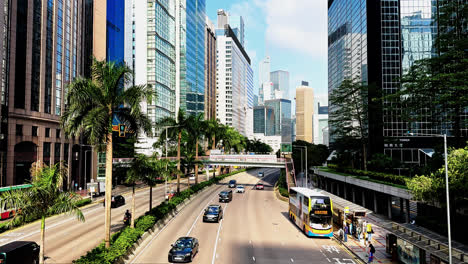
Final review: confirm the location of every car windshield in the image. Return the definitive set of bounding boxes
[220,192,228,196]
[175,240,192,249]
[207,207,219,213]
[237,186,244,188]
[229,180,235,184]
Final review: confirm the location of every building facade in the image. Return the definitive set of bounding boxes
[258,56,270,104]
[270,70,289,99]
[3,0,85,186]
[265,99,292,143]
[253,105,275,136]
[328,0,467,163]
[215,11,253,137]
[295,85,314,143]
[204,17,216,120]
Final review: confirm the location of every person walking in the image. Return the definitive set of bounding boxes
[368,242,376,263]
[344,224,348,242]
[356,225,362,242]
[367,223,373,243]
[362,220,367,244]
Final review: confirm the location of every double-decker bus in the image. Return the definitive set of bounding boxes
[288,187,333,237]
[0,184,32,220]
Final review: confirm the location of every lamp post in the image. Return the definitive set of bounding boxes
[293,145,307,188]
[163,126,178,199]
[409,132,451,263]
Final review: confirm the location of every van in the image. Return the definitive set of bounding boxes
[219,190,233,203]
[0,241,40,264]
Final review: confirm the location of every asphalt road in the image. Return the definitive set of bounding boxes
[130,168,360,264]
[0,175,206,263]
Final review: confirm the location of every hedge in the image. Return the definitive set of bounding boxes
[327,164,408,186]
[73,169,246,264]
[276,169,289,198]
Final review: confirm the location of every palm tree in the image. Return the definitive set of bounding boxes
[204,118,221,152]
[151,158,179,201]
[187,114,205,184]
[157,108,190,193]
[1,162,84,264]
[61,58,153,248]
[126,154,153,228]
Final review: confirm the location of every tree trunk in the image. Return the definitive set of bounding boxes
[131,184,135,228]
[212,135,216,150]
[104,131,113,248]
[40,216,45,264]
[195,138,199,184]
[362,143,367,171]
[177,131,181,193]
[149,186,153,212]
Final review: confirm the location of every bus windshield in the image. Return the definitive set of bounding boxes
[309,196,332,230]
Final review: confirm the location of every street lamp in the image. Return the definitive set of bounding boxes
[293,145,307,188]
[162,126,178,199]
[408,132,452,264]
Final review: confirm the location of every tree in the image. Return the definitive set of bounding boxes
[329,78,369,170]
[61,58,153,248]
[292,141,329,172]
[1,162,84,263]
[407,145,468,210]
[187,114,205,184]
[245,139,273,153]
[386,1,468,147]
[204,118,222,151]
[157,108,191,193]
[126,154,152,228]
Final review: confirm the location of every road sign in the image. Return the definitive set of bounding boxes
[280,143,292,153]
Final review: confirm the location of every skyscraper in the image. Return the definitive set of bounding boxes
[265,99,292,143]
[328,0,467,162]
[270,70,289,99]
[204,17,216,121]
[215,10,253,137]
[295,85,314,143]
[258,56,271,104]
[3,0,85,186]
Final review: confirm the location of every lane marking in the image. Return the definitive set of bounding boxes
[186,194,217,236]
[327,258,331,262]
[253,256,256,262]
[291,258,294,262]
[211,202,228,264]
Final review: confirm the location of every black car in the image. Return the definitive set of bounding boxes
[219,190,232,203]
[203,205,223,223]
[168,237,199,263]
[103,195,125,208]
[0,241,40,264]
[228,180,237,188]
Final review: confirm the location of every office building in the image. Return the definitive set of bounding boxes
[253,105,275,136]
[205,17,216,120]
[270,70,289,99]
[265,99,292,143]
[328,0,467,162]
[2,0,87,186]
[215,10,253,137]
[295,85,314,143]
[313,101,329,145]
[258,56,271,104]
[135,0,206,154]
[253,133,282,153]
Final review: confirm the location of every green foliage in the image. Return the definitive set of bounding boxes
[292,141,329,172]
[367,153,402,173]
[407,146,468,207]
[73,169,246,263]
[277,169,289,198]
[75,198,92,208]
[245,139,273,153]
[327,164,408,186]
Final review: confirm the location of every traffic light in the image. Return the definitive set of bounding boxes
[119,124,125,137]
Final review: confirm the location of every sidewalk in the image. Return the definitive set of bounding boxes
[339,213,397,264]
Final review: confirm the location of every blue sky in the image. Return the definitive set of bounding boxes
[206,0,328,99]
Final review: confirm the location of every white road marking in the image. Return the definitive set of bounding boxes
[186,194,217,236]
[327,258,331,262]
[211,203,228,264]
[253,256,256,262]
[291,258,294,262]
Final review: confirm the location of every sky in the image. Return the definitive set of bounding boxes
[206,0,328,101]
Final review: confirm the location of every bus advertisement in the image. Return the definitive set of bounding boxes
[0,184,32,220]
[288,187,333,237]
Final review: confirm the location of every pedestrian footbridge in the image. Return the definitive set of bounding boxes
[201,155,286,168]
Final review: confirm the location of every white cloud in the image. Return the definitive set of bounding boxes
[262,0,327,58]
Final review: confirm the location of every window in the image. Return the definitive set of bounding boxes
[56,129,61,138]
[45,127,50,137]
[32,126,38,137]
[16,124,23,136]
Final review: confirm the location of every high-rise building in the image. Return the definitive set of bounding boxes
[328,0,467,162]
[258,56,271,104]
[215,10,253,137]
[0,0,10,185]
[229,16,244,48]
[265,99,292,143]
[295,85,314,143]
[204,17,216,121]
[3,0,85,186]
[135,0,206,154]
[253,105,275,136]
[270,70,289,99]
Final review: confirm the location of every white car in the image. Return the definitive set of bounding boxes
[236,185,245,193]
[258,172,264,177]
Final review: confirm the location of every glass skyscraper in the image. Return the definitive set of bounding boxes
[265,99,292,143]
[328,0,467,163]
[270,70,289,99]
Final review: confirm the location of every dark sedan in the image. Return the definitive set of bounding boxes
[168,237,199,263]
[203,205,223,223]
[103,195,125,208]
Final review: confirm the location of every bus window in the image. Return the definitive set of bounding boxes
[289,189,297,200]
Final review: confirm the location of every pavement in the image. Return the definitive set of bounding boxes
[129,168,361,264]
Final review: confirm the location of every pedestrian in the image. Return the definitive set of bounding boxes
[344,224,348,242]
[362,220,367,243]
[338,227,344,241]
[349,222,353,236]
[357,225,362,242]
[367,223,373,242]
[368,242,376,263]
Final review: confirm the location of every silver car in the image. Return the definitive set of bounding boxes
[236,185,245,193]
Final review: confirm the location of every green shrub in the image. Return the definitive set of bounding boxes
[76,198,92,207]
[74,169,246,263]
[278,187,289,197]
[327,164,407,186]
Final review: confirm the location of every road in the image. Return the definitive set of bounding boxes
[130,168,360,264]
[0,174,211,263]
